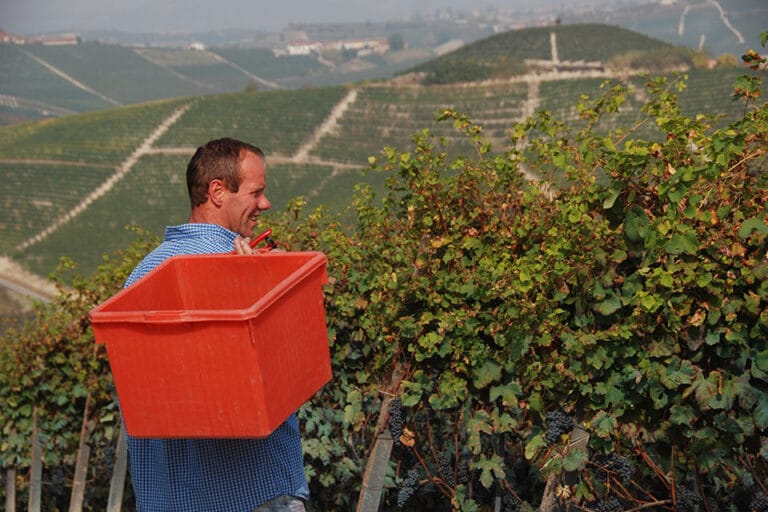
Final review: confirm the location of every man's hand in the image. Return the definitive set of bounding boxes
[233,236,258,255]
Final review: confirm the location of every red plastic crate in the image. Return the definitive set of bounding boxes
[89,251,331,438]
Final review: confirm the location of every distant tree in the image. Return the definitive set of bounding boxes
[692,50,714,69]
[388,33,405,52]
[717,53,741,68]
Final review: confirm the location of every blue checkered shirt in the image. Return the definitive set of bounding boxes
[124,223,309,512]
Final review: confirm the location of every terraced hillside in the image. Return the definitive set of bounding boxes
[0,41,362,126]
[0,20,746,127]
[1,62,761,283]
[0,23,764,301]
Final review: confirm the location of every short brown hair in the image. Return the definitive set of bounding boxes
[186,138,264,208]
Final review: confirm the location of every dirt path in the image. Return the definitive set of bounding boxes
[0,256,59,303]
[293,87,359,161]
[708,0,745,43]
[0,94,76,117]
[678,0,745,44]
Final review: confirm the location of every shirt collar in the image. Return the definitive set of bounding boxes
[164,223,238,244]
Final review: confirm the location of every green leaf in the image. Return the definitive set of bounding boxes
[755,349,768,373]
[693,371,724,410]
[525,433,547,460]
[669,405,695,425]
[666,232,698,255]
[593,288,621,316]
[590,411,617,438]
[562,447,588,472]
[739,217,768,239]
[475,454,505,488]
[473,360,502,389]
[343,389,364,428]
[640,292,664,312]
[624,206,649,243]
[754,392,768,426]
[466,411,493,454]
[489,382,521,407]
[603,188,621,209]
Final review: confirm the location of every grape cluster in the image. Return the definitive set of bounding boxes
[545,409,574,445]
[501,494,525,512]
[592,453,634,484]
[388,398,404,446]
[436,453,455,487]
[674,486,701,512]
[457,458,470,485]
[589,497,622,512]
[397,466,420,508]
[752,492,768,512]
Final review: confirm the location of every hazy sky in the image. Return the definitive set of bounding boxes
[1,0,571,34]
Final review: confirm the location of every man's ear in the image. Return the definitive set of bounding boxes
[208,179,226,207]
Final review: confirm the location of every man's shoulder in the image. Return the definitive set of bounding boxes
[124,225,236,287]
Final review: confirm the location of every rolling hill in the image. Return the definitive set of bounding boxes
[0,22,765,316]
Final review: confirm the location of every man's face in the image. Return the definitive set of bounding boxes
[222,151,271,237]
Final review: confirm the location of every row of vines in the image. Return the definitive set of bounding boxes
[1,38,767,511]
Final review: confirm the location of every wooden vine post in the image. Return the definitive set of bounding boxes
[28,408,42,512]
[106,422,129,512]
[356,362,404,512]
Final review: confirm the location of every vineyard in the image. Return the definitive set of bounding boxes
[0,54,766,510]
[0,63,763,280]
[20,43,209,105]
[0,22,718,126]
[214,47,327,81]
[0,98,189,165]
[0,45,112,114]
[311,81,530,163]
[0,162,114,253]
[154,86,349,155]
[0,24,767,511]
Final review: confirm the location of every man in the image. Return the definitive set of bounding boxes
[124,138,309,512]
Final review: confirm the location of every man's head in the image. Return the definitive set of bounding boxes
[186,138,271,237]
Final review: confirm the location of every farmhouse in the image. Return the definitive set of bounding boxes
[0,29,80,45]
